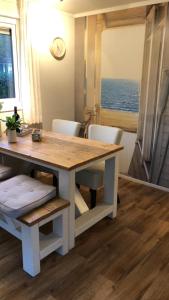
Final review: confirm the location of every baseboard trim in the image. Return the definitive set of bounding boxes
[119,174,169,193]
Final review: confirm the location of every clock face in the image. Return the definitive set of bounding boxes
[50,37,66,60]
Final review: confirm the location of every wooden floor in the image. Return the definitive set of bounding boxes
[0,178,169,300]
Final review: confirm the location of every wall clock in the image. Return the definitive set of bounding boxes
[50,37,66,60]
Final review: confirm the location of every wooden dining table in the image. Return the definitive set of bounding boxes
[0,130,123,250]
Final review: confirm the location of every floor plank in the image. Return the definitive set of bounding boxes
[0,178,169,300]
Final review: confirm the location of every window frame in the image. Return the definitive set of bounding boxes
[0,16,20,112]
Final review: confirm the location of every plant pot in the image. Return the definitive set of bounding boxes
[7,129,17,143]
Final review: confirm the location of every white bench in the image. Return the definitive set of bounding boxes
[0,175,70,277]
[0,197,70,277]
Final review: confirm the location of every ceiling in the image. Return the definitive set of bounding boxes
[104,6,148,27]
[56,0,153,15]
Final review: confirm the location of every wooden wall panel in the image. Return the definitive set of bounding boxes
[86,15,97,109]
[150,4,169,186]
[142,6,164,161]
[95,15,105,108]
[75,17,86,122]
[137,38,151,141]
[137,7,155,144]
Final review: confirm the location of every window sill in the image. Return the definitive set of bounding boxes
[0,109,22,114]
[0,99,22,114]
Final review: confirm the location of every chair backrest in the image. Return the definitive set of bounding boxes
[52,119,81,137]
[88,124,123,144]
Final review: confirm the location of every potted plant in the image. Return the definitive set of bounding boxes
[2,116,21,143]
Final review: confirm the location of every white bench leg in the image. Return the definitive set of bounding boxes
[21,223,40,277]
[53,209,69,255]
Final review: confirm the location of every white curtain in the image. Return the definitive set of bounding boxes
[19,0,42,125]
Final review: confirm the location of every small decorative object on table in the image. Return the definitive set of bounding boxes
[32,129,42,142]
[17,124,32,137]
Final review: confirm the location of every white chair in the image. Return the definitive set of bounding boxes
[31,118,81,178]
[76,124,123,208]
[31,119,88,217]
[52,119,81,184]
[52,119,81,137]
[52,119,89,216]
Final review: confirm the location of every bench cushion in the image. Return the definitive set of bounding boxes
[0,175,56,218]
[0,164,13,181]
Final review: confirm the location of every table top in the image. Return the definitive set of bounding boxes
[0,131,123,170]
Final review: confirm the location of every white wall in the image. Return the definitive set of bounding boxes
[0,0,19,18]
[0,1,75,131]
[37,11,75,130]
[28,2,75,130]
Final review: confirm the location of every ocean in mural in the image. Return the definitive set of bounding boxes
[101,78,139,113]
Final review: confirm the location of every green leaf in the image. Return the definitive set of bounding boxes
[2,115,21,130]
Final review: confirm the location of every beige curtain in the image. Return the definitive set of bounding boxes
[19,0,42,125]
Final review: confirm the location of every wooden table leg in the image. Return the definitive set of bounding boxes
[104,154,118,219]
[58,169,75,250]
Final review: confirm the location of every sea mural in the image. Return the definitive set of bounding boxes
[101,78,139,112]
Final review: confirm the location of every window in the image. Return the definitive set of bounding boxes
[0,27,15,99]
[0,18,19,109]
